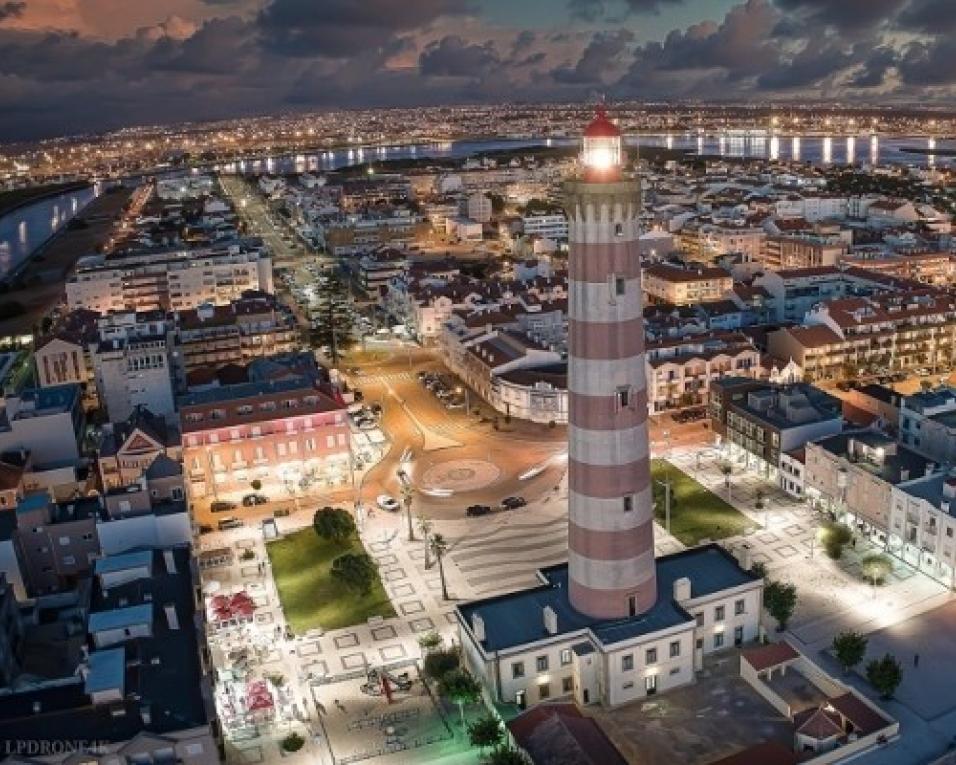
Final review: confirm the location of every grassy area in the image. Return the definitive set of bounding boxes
[651,459,753,546]
[266,529,395,633]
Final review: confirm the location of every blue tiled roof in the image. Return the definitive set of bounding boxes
[85,647,126,694]
[88,603,153,633]
[457,545,758,653]
[94,550,153,575]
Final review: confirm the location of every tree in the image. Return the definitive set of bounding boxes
[309,270,356,365]
[313,507,356,544]
[819,521,853,559]
[861,553,893,586]
[832,631,868,674]
[418,631,442,654]
[423,647,459,680]
[468,714,504,755]
[764,580,797,632]
[750,561,769,581]
[431,533,450,600]
[487,747,531,765]
[280,733,305,753]
[417,514,434,568]
[330,552,377,595]
[251,479,262,491]
[866,653,903,699]
[439,669,482,729]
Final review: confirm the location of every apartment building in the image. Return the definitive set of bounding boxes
[0,547,217,765]
[33,309,100,389]
[843,249,954,286]
[711,380,843,483]
[642,263,734,306]
[173,292,298,380]
[0,384,84,466]
[521,213,569,243]
[898,387,956,464]
[890,472,956,588]
[356,248,408,298]
[178,355,350,502]
[762,235,848,270]
[66,240,273,314]
[773,195,848,222]
[339,174,412,209]
[92,311,175,423]
[321,210,428,256]
[804,430,936,547]
[646,333,761,413]
[678,223,765,263]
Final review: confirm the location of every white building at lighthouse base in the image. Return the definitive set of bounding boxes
[456,544,763,710]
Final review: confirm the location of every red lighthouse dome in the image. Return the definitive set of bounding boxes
[581,106,622,180]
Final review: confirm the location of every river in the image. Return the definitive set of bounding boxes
[0,185,98,279]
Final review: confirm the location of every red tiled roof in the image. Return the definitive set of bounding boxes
[708,742,799,765]
[827,692,889,736]
[741,641,800,672]
[507,703,627,765]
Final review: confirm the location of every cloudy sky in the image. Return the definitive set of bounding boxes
[0,0,953,142]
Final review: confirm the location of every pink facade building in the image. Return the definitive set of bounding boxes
[565,109,657,620]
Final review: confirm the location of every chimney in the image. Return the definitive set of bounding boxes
[673,577,692,603]
[900,468,910,482]
[471,613,485,642]
[543,606,558,635]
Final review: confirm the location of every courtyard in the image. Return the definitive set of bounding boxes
[651,459,753,545]
[267,528,396,633]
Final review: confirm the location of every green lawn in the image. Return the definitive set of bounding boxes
[266,529,395,633]
[651,459,753,546]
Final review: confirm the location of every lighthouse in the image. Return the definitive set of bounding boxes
[565,108,657,620]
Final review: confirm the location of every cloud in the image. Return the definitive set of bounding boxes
[0,2,25,22]
[897,0,956,35]
[568,0,686,22]
[552,29,633,84]
[419,35,500,77]
[773,0,908,32]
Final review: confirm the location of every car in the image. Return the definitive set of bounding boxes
[369,403,383,415]
[445,398,465,410]
[356,418,377,430]
[211,500,237,513]
[377,495,401,512]
[501,496,527,510]
[416,370,428,380]
[242,493,268,507]
[466,504,492,517]
[198,524,214,535]
[217,517,244,530]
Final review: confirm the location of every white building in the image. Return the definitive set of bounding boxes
[92,312,175,423]
[522,214,568,243]
[458,546,762,709]
[467,193,493,224]
[66,241,272,315]
[889,472,956,589]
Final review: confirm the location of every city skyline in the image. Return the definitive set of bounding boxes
[1,0,956,141]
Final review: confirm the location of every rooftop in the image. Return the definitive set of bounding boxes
[458,545,758,653]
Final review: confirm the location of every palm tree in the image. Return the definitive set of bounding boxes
[430,533,449,600]
[417,514,433,568]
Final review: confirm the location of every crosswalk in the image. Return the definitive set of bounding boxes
[448,516,569,597]
[361,371,417,384]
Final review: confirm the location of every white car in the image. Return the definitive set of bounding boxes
[377,495,401,512]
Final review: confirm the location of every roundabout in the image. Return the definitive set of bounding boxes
[419,459,502,494]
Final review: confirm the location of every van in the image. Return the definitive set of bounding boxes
[217,517,243,531]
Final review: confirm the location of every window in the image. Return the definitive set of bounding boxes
[614,223,624,237]
[669,640,680,658]
[615,276,626,295]
[538,683,550,700]
[715,605,725,622]
[62,555,76,565]
[560,649,572,666]
[734,626,744,646]
[616,386,631,409]
[622,654,634,671]
[948,527,954,538]
[511,662,525,679]
[562,677,573,693]
[714,632,725,649]
[623,495,633,513]
[536,655,549,672]
[645,648,657,665]
[734,599,745,615]
[695,612,704,627]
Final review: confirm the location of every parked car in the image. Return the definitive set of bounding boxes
[211,500,237,513]
[377,495,401,512]
[356,418,378,430]
[501,496,527,510]
[242,493,268,507]
[198,524,214,535]
[466,504,492,517]
[369,403,383,415]
[217,517,244,530]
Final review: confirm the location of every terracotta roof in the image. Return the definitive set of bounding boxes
[793,706,844,740]
[827,692,889,736]
[741,641,799,672]
[708,742,798,765]
[780,325,843,349]
[507,703,627,765]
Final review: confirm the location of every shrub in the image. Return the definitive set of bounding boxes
[280,733,304,752]
[423,648,460,680]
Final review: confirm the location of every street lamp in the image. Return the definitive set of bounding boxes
[398,466,414,542]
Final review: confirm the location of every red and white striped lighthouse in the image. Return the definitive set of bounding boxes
[565,108,657,620]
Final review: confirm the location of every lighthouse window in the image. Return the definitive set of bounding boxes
[616,386,631,409]
[623,495,633,513]
[615,277,626,296]
[614,223,624,237]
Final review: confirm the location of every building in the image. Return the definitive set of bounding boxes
[678,222,765,264]
[710,379,843,483]
[522,214,568,243]
[0,384,84,466]
[66,240,273,314]
[173,292,298,379]
[643,264,734,306]
[467,193,493,224]
[356,248,408,299]
[178,354,351,502]
[507,703,627,765]
[92,311,175,423]
[646,332,761,413]
[458,111,763,712]
[97,405,182,490]
[321,209,428,256]
[34,309,100,389]
[898,387,956,464]
[804,430,936,547]
[762,235,848,270]
[0,547,217,765]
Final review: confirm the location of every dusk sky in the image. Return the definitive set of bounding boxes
[1,0,954,141]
